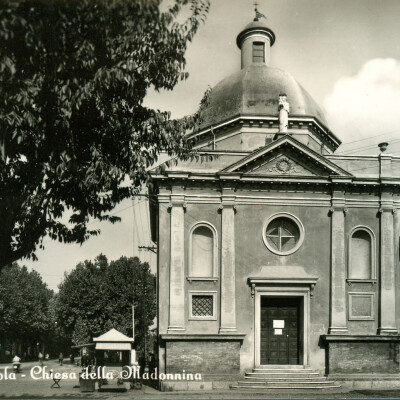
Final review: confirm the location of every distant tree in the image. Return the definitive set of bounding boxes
[71,316,91,346]
[0,0,210,269]
[46,294,71,357]
[0,263,53,360]
[56,255,156,356]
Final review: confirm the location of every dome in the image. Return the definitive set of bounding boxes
[244,19,269,30]
[197,64,327,131]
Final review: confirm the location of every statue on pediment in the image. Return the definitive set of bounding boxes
[278,93,289,133]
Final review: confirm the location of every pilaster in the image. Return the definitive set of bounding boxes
[379,153,392,178]
[378,191,397,335]
[329,191,348,334]
[219,194,237,333]
[168,194,186,333]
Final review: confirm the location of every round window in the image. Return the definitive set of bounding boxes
[262,213,304,255]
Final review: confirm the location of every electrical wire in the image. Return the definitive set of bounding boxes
[337,129,400,148]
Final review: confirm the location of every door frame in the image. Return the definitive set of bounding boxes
[254,286,311,367]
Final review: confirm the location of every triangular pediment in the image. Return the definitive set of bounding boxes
[221,135,352,177]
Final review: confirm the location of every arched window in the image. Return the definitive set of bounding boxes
[188,223,217,279]
[348,227,376,280]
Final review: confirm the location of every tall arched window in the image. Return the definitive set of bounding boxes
[348,227,376,280]
[188,222,218,279]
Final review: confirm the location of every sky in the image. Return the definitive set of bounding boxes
[22,0,400,291]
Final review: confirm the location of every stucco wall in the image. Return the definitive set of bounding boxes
[157,198,171,374]
[394,193,400,331]
[184,203,221,334]
[157,182,400,375]
[233,202,331,372]
[345,207,380,335]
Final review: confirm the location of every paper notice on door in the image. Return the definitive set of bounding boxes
[274,329,283,335]
[273,320,285,328]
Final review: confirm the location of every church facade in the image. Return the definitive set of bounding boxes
[149,15,400,390]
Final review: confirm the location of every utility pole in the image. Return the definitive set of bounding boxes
[142,266,148,369]
[131,305,137,365]
[138,245,157,254]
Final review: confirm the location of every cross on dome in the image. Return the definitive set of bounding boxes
[253,2,267,21]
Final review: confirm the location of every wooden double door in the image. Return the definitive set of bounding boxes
[260,297,301,365]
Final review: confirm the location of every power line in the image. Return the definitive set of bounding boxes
[132,197,145,260]
[138,245,156,254]
[336,138,400,155]
[40,198,148,246]
[337,149,400,174]
[137,198,145,250]
[338,129,400,148]
[132,199,137,258]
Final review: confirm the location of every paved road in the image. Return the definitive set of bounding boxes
[1,361,400,399]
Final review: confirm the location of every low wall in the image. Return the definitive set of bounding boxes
[165,340,241,377]
[323,335,400,374]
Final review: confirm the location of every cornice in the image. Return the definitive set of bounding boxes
[236,26,276,48]
[322,335,400,342]
[197,150,251,156]
[220,135,351,177]
[165,172,190,179]
[160,333,246,341]
[189,115,340,151]
[330,177,353,184]
[151,171,400,189]
[380,178,400,185]
[154,192,390,209]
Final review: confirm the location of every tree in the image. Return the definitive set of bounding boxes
[0,0,210,268]
[0,263,54,360]
[55,255,156,356]
[71,316,91,346]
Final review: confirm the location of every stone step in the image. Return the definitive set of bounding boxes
[247,370,317,374]
[232,367,341,392]
[244,376,329,381]
[237,380,336,388]
[253,365,312,371]
[246,372,320,378]
[230,384,342,392]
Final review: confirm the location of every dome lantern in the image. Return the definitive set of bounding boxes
[236,8,275,69]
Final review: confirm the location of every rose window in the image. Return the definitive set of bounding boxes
[263,213,304,255]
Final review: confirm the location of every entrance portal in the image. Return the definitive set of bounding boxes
[260,297,302,365]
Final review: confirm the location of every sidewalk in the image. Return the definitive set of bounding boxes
[1,361,400,399]
[0,359,150,398]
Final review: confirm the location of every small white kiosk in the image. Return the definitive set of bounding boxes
[93,328,136,366]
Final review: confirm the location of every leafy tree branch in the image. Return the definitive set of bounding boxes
[0,0,210,268]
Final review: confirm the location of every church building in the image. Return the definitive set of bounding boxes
[149,12,400,391]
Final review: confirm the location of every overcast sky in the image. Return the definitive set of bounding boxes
[22,0,400,291]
